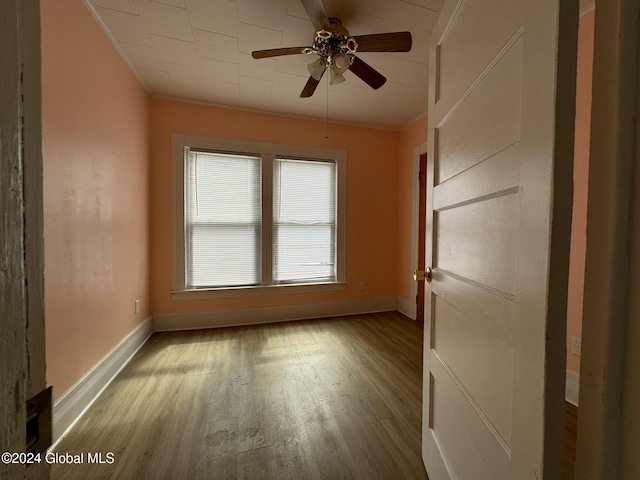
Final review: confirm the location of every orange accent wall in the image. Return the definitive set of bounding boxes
[41,0,150,399]
[397,116,428,309]
[566,10,594,374]
[149,99,399,314]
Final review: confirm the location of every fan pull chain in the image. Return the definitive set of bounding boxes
[325,71,329,139]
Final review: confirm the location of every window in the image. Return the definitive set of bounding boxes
[186,151,261,288]
[172,134,346,299]
[273,157,336,284]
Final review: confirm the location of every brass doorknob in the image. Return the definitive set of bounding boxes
[413,267,432,282]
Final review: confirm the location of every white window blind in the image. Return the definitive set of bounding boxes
[273,158,336,284]
[186,150,261,288]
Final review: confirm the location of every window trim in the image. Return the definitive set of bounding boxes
[171,133,347,300]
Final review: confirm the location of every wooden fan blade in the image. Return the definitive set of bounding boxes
[300,71,324,98]
[252,47,309,59]
[349,56,386,89]
[352,32,412,53]
[300,0,331,32]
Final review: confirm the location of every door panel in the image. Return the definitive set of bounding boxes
[435,3,525,115]
[436,194,518,295]
[437,36,522,183]
[431,272,514,345]
[422,0,576,478]
[433,296,514,443]
[430,360,511,479]
[432,143,520,212]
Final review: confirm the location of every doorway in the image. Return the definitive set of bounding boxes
[416,152,427,323]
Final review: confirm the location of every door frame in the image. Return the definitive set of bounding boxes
[0,0,47,478]
[576,0,640,477]
[410,143,429,320]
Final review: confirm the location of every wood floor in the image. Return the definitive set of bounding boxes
[563,402,578,480]
[51,312,428,480]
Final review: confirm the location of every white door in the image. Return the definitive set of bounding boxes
[421,0,577,479]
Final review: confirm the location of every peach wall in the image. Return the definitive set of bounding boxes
[566,10,594,374]
[149,99,399,314]
[396,116,428,309]
[41,0,150,399]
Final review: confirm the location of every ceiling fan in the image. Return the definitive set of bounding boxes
[251,0,412,98]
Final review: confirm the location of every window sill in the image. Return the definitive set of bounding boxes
[171,281,348,301]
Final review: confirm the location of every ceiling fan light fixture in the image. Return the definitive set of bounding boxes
[330,69,346,85]
[332,53,351,74]
[307,57,327,81]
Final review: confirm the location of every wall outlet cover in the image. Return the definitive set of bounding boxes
[571,336,581,356]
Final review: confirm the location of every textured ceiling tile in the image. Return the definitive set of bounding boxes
[342,12,387,36]
[285,0,308,21]
[393,57,429,76]
[135,67,176,95]
[193,29,238,63]
[119,42,164,70]
[296,99,327,118]
[271,71,309,94]
[90,0,139,15]
[239,76,273,97]
[280,14,314,47]
[164,63,205,86]
[237,0,288,31]
[274,54,311,77]
[401,29,430,63]
[201,58,240,83]
[151,35,200,66]
[386,0,439,31]
[235,93,276,111]
[134,0,194,41]
[354,52,395,71]
[237,23,283,54]
[239,53,277,81]
[185,0,238,37]
[325,87,364,105]
[94,7,154,46]
[153,0,186,8]
[196,81,241,103]
[402,73,429,95]
[269,91,301,110]
[398,0,445,11]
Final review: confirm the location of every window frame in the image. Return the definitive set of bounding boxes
[171,133,347,300]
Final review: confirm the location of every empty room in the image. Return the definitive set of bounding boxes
[4,0,640,479]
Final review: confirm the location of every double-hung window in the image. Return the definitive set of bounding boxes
[186,150,262,288]
[172,134,346,299]
[273,157,336,284]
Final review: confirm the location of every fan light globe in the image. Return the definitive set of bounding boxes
[330,69,346,85]
[307,58,326,80]
[332,53,350,74]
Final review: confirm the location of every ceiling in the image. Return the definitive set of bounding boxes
[86,0,444,130]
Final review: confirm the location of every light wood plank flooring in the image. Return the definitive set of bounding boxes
[52,312,428,480]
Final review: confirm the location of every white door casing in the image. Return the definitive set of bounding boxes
[422,0,577,479]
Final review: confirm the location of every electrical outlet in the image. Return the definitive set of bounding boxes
[571,336,581,356]
[135,299,140,315]
[359,281,366,291]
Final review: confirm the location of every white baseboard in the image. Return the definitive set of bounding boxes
[51,317,153,448]
[153,296,397,331]
[396,296,416,320]
[566,370,580,406]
